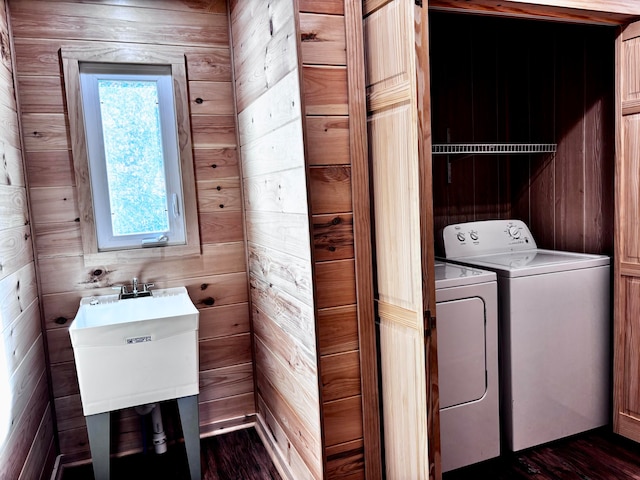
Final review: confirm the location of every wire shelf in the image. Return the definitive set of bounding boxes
[432,143,557,155]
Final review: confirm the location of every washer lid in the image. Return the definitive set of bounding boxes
[449,249,610,277]
[435,261,496,289]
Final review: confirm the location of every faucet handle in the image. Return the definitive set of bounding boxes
[143,282,154,292]
[112,285,128,295]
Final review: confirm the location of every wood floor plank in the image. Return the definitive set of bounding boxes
[60,427,280,480]
[444,428,640,480]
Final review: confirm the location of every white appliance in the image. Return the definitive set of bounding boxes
[442,219,611,452]
[435,261,500,472]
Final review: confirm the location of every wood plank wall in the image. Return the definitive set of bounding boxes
[299,2,367,478]
[7,0,254,459]
[0,0,56,478]
[229,1,323,479]
[430,13,615,256]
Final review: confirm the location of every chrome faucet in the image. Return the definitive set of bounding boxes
[113,277,154,299]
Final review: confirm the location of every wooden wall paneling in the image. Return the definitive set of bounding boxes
[322,395,363,447]
[315,259,356,309]
[312,213,354,262]
[0,185,28,229]
[230,0,297,113]
[29,186,79,224]
[500,21,532,225]
[21,112,69,151]
[25,150,74,187]
[189,81,234,115]
[428,0,640,25]
[0,374,50,480]
[0,1,52,475]
[3,300,41,374]
[0,101,21,145]
[526,24,557,249]
[299,13,347,66]
[555,26,586,252]
[199,210,245,243]
[17,76,65,113]
[185,50,232,82]
[248,242,314,303]
[583,27,615,255]
[250,276,317,365]
[321,350,361,402]
[0,263,37,333]
[305,116,350,166]
[243,167,310,214]
[240,121,306,179]
[8,1,230,47]
[231,0,322,476]
[8,338,47,431]
[236,69,303,146]
[326,439,365,480]
[257,395,315,480]
[469,17,501,222]
[0,224,33,282]
[309,166,352,214]
[256,368,322,479]
[302,66,348,115]
[254,337,321,436]
[33,222,83,258]
[37,250,246,295]
[191,114,237,148]
[197,177,242,212]
[17,404,55,480]
[199,333,252,371]
[198,302,250,339]
[192,147,238,181]
[197,392,255,426]
[317,304,359,356]
[429,13,475,231]
[253,305,317,388]
[198,362,254,403]
[244,210,312,261]
[299,0,344,15]
[0,138,25,187]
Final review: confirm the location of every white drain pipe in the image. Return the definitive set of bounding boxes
[135,403,167,454]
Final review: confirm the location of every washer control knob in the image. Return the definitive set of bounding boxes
[456,232,466,242]
[508,225,521,239]
[470,231,478,241]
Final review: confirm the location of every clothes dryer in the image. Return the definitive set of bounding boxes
[435,261,500,471]
[442,220,610,452]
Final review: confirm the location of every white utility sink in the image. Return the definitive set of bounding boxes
[69,287,199,416]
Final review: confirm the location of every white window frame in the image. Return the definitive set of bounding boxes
[80,63,186,251]
[61,46,201,265]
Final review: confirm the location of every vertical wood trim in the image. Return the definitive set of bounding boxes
[344,1,382,479]
[613,23,624,435]
[415,4,441,480]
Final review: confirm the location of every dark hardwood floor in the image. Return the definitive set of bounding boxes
[60,427,281,480]
[60,426,640,479]
[444,428,640,480]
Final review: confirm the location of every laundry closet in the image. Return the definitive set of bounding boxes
[429,12,615,257]
[363,1,640,478]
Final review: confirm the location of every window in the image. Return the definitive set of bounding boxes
[61,46,200,264]
[80,64,185,250]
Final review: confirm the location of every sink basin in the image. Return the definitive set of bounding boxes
[69,286,199,416]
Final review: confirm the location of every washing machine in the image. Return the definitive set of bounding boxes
[435,261,500,472]
[442,219,610,452]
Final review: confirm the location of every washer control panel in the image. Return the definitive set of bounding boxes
[442,219,537,258]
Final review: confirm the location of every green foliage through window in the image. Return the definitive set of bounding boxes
[97,80,170,236]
